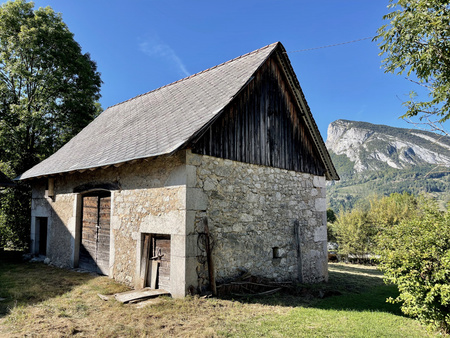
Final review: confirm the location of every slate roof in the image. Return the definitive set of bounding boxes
[18,42,338,181]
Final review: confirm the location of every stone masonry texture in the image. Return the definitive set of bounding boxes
[30,149,328,298]
[186,150,328,285]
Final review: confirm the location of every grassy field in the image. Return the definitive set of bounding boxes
[0,252,437,337]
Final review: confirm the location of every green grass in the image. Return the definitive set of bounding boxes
[0,252,439,337]
[219,264,432,337]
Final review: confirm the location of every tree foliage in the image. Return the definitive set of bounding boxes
[0,0,102,173]
[0,0,102,249]
[369,191,418,229]
[377,199,450,333]
[326,208,337,242]
[376,0,450,122]
[332,208,374,260]
[334,193,450,331]
[332,193,417,260]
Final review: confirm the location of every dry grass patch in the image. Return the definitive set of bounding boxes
[0,255,287,337]
[0,255,434,337]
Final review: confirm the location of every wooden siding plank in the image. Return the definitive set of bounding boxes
[114,288,170,303]
[192,54,326,176]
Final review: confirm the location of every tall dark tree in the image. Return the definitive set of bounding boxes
[0,0,102,249]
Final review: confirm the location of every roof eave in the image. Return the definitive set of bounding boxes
[274,44,340,181]
[17,146,185,181]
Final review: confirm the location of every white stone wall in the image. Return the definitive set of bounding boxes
[186,150,328,284]
[30,149,328,298]
[29,152,195,297]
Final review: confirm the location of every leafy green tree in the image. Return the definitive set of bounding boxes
[333,193,418,261]
[369,192,417,229]
[377,199,450,333]
[326,208,337,242]
[376,0,450,122]
[333,207,374,260]
[0,0,102,249]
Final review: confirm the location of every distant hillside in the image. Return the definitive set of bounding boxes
[326,120,450,211]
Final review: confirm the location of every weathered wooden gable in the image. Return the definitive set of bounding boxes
[192,54,326,176]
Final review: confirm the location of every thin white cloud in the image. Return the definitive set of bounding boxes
[139,37,190,78]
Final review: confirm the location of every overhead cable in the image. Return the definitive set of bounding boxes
[286,36,375,53]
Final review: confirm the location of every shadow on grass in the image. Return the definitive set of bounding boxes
[222,263,404,317]
[328,263,382,277]
[0,250,96,318]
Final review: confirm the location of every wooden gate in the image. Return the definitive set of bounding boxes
[79,191,111,275]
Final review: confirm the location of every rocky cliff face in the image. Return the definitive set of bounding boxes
[326,120,450,173]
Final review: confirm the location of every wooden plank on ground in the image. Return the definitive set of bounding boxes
[150,260,159,289]
[138,235,151,289]
[114,288,170,304]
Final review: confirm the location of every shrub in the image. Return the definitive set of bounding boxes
[377,199,450,333]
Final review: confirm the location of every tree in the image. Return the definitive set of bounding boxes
[332,193,418,262]
[0,0,102,249]
[376,0,450,122]
[369,192,417,229]
[333,207,374,261]
[377,199,450,333]
[326,208,337,242]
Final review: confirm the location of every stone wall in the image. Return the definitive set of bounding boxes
[30,152,192,296]
[30,149,328,298]
[186,150,328,285]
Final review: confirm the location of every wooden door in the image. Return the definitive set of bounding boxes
[151,235,171,290]
[79,192,111,275]
[96,196,111,274]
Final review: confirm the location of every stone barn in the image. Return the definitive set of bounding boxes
[19,42,339,298]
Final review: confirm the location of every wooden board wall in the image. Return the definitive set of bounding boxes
[152,235,171,291]
[192,55,326,176]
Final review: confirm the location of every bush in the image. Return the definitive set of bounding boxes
[332,208,375,261]
[0,184,30,249]
[377,199,450,333]
[332,193,418,261]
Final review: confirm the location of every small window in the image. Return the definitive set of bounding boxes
[272,247,281,259]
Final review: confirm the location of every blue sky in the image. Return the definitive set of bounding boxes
[29,0,422,139]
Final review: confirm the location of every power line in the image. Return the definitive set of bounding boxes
[285,36,375,53]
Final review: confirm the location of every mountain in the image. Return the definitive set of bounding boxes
[326,120,450,212]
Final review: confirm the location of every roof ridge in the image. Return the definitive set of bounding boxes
[107,42,280,110]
